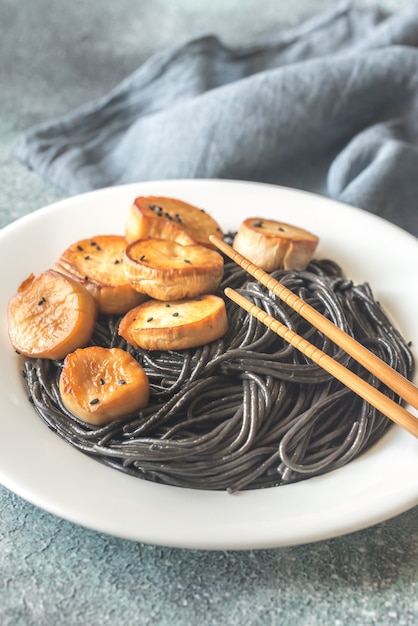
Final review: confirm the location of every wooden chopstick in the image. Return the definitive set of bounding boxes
[209,235,418,435]
[224,287,418,438]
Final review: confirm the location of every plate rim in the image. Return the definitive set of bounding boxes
[1,178,417,550]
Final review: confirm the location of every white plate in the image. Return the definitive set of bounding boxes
[0,179,417,550]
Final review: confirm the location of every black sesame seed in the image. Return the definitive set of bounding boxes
[114,259,120,264]
[90,398,99,405]
[96,246,102,251]
[140,255,146,261]
[184,259,191,264]
[100,378,105,385]
[90,241,97,246]
[164,212,173,220]
[173,312,179,317]
[37,297,46,305]
[278,226,285,232]
[77,245,83,251]
[117,379,126,385]
[84,276,89,281]
[253,221,263,228]
[146,317,154,322]
[84,255,90,260]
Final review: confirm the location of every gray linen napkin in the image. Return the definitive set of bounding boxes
[15,2,418,236]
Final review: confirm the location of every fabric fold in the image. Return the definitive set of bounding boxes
[15,2,418,235]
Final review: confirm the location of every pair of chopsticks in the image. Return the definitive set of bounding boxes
[209,235,418,438]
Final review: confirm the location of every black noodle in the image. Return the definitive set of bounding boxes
[22,254,415,492]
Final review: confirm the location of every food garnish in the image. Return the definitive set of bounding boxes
[54,234,148,314]
[8,269,98,359]
[233,217,319,271]
[59,346,150,425]
[118,294,228,350]
[125,195,224,247]
[123,238,224,301]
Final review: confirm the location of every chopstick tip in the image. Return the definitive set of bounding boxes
[209,234,221,246]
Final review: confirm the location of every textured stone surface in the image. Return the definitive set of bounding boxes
[1,1,417,624]
[1,486,417,626]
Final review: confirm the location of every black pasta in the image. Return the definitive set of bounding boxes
[23,256,414,492]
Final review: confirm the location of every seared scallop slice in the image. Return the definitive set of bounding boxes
[233,218,319,271]
[59,346,150,425]
[125,196,224,247]
[123,238,224,301]
[8,269,98,360]
[54,234,147,314]
[118,294,228,351]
